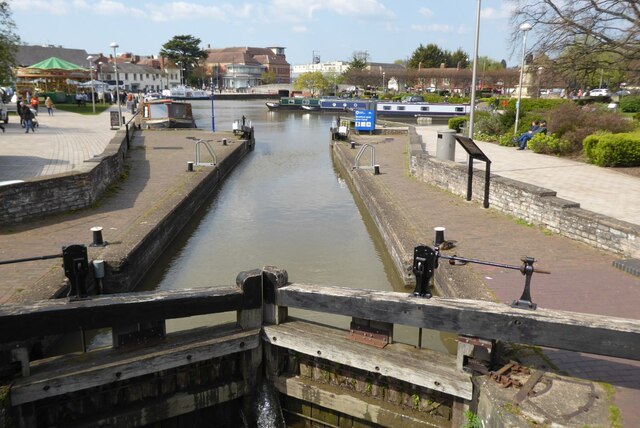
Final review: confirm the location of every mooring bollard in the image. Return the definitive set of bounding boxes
[90,226,107,247]
[350,141,356,149]
[434,227,446,246]
[187,161,194,172]
[374,165,380,175]
[222,138,228,146]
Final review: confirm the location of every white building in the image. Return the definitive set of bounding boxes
[291,61,350,79]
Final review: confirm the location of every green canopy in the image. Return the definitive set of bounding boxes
[28,57,86,71]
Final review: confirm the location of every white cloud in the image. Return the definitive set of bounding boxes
[411,23,455,33]
[292,25,308,33]
[10,0,69,15]
[481,4,512,20]
[418,7,433,18]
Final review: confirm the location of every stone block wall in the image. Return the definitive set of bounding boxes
[0,132,128,225]
[408,131,640,258]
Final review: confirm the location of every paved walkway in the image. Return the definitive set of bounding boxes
[0,108,118,181]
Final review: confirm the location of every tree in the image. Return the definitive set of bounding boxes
[160,35,208,85]
[408,44,447,69]
[261,70,276,85]
[294,71,330,96]
[508,0,640,85]
[0,1,20,86]
[346,51,368,71]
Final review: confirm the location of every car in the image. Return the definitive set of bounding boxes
[588,88,610,97]
[614,90,631,96]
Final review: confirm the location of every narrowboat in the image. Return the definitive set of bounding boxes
[375,101,470,118]
[141,99,197,129]
[265,97,320,110]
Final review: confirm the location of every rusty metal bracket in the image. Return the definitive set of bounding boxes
[347,322,389,348]
[513,369,545,404]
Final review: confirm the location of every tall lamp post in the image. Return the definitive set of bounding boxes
[109,42,122,127]
[514,22,532,135]
[382,72,386,94]
[87,55,96,113]
[468,0,482,138]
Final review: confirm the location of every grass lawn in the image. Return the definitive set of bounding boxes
[53,103,112,115]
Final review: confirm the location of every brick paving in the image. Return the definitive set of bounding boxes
[0,110,638,425]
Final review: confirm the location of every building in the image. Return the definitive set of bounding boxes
[291,61,350,79]
[204,46,290,90]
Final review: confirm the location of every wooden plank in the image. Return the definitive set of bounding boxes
[0,286,247,343]
[263,321,472,400]
[11,324,260,406]
[275,283,640,361]
[73,381,249,427]
[274,375,445,427]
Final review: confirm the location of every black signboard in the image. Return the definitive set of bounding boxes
[454,135,491,163]
[110,111,120,128]
[453,135,492,208]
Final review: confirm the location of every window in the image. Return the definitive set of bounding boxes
[455,107,464,112]
[398,106,405,111]
[383,105,391,111]
[421,106,429,111]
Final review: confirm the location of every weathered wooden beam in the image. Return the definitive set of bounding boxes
[263,266,288,325]
[72,381,249,428]
[275,284,640,361]
[0,286,249,343]
[11,324,260,406]
[263,320,472,400]
[274,375,446,427]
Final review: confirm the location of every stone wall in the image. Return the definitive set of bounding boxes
[0,132,129,225]
[408,131,640,258]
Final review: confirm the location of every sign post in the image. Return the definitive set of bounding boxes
[354,109,375,133]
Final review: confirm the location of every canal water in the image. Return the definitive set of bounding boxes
[82,99,453,352]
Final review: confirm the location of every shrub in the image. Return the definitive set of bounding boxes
[583,132,640,166]
[498,133,517,146]
[619,95,640,113]
[474,112,504,137]
[545,103,635,153]
[528,133,572,155]
[448,116,468,132]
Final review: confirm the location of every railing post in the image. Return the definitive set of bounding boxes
[262,266,288,325]
[262,267,289,383]
[236,269,263,426]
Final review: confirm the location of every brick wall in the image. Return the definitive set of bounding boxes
[0,133,128,226]
[408,130,640,258]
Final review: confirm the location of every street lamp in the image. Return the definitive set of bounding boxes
[382,72,386,94]
[87,55,96,113]
[514,22,532,135]
[109,42,122,127]
[468,0,482,138]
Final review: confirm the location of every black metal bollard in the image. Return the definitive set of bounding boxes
[63,244,89,299]
[412,245,437,298]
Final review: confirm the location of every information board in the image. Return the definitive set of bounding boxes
[110,111,120,128]
[354,109,375,131]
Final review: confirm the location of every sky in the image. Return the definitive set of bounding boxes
[8,0,518,67]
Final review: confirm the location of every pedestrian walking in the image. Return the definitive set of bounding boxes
[45,96,54,116]
[22,104,36,133]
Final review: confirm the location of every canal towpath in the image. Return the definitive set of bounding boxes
[0,109,638,425]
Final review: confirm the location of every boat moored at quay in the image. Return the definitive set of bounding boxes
[266,96,470,118]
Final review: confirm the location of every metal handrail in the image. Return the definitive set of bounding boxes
[189,138,217,166]
[353,143,375,170]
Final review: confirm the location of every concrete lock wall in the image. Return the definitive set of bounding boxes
[0,131,130,225]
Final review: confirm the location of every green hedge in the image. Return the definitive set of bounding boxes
[448,116,468,132]
[583,132,640,167]
[619,95,640,113]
